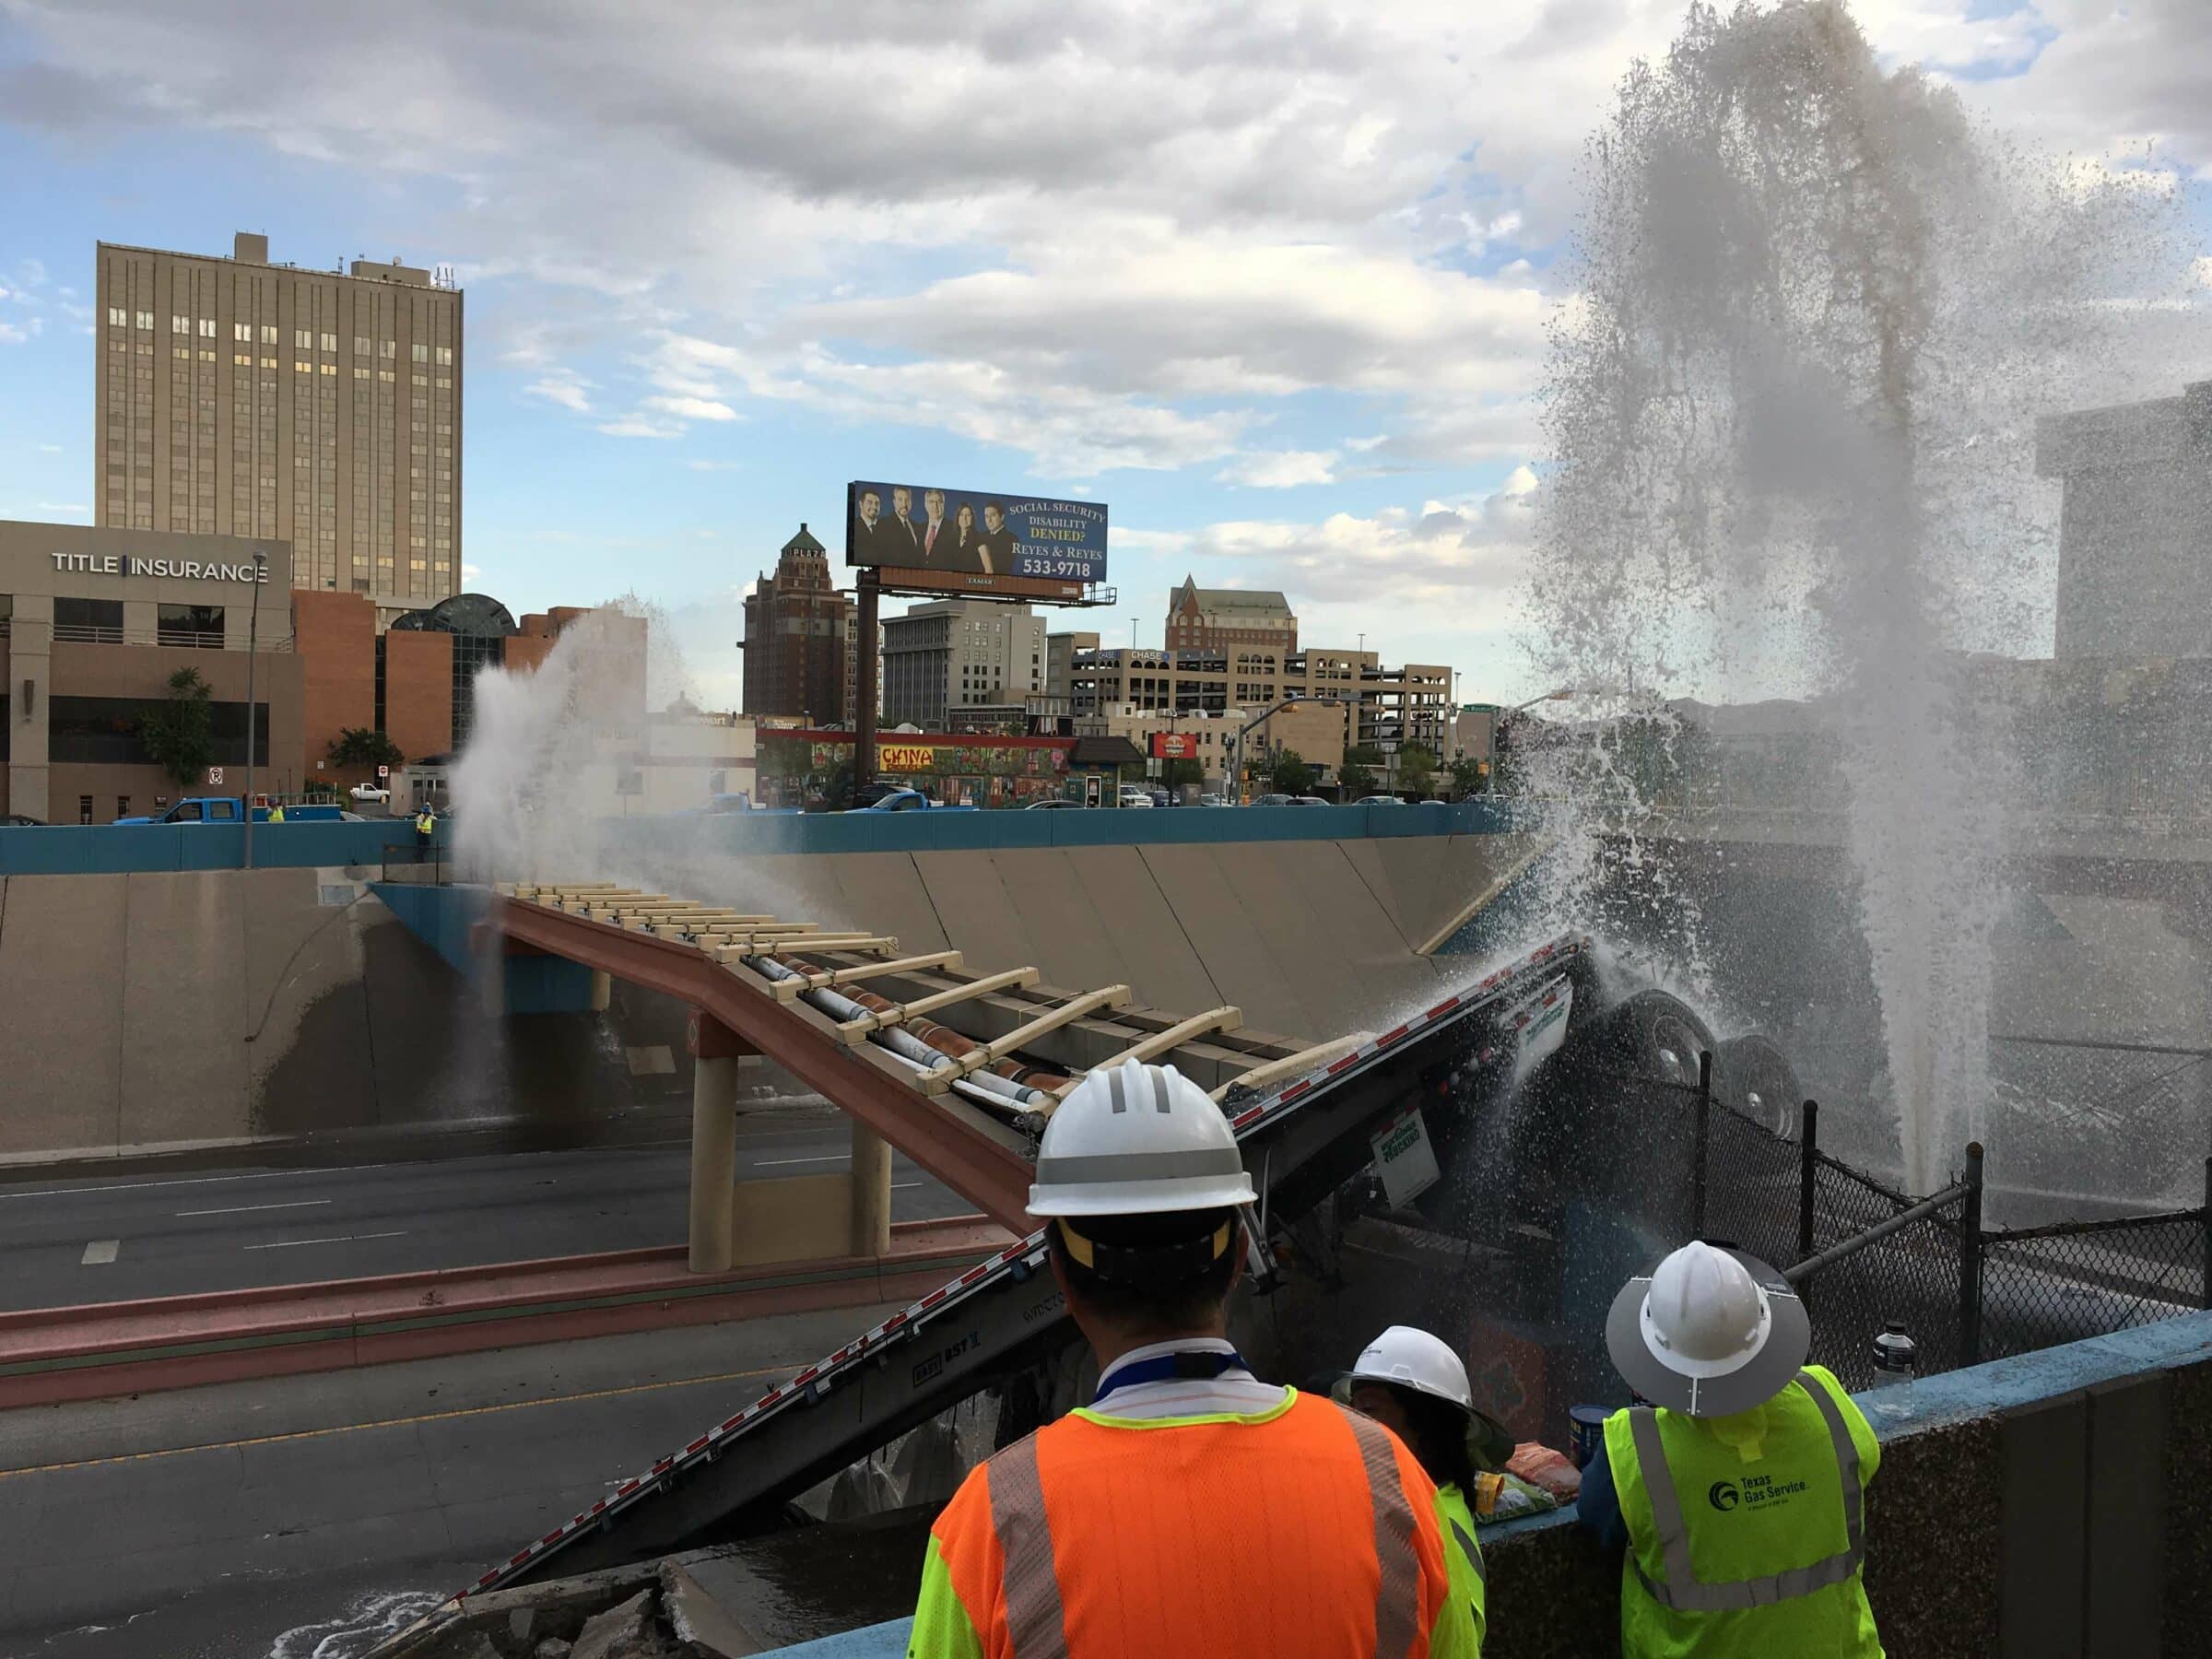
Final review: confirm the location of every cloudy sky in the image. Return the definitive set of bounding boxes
[0,0,2206,705]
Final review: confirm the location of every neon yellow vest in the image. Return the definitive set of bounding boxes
[1436,1481,1487,1653]
[1603,1364,1883,1659]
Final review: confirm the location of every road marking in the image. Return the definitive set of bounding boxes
[243,1230,407,1251]
[892,1182,922,1190]
[177,1198,333,1218]
[80,1240,119,1265]
[0,1361,792,1481]
[755,1155,845,1167]
[0,1164,400,1202]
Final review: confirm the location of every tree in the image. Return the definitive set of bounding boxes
[137,666,215,793]
[326,727,405,771]
[1163,757,1204,792]
[1267,747,1314,795]
[1340,743,1384,798]
[1447,757,1488,800]
[1397,743,1439,796]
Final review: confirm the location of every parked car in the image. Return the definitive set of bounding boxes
[1289,795,1330,806]
[1248,793,1294,807]
[1357,794,1407,806]
[688,792,799,816]
[1196,794,1227,807]
[0,814,45,827]
[112,796,343,825]
[1116,787,1154,808]
[349,782,391,804]
[1025,797,1083,809]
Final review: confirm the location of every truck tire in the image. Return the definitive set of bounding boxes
[1589,990,1720,1091]
[1718,1034,1804,1139]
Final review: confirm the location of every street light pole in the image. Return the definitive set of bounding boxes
[1232,695,1347,804]
[242,550,266,870]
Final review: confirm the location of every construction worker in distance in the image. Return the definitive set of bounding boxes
[266,802,285,824]
[910,1058,1477,1659]
[1578,1241,1883,1657]
[414,805,436,861]
[1343,1325,1499,1652]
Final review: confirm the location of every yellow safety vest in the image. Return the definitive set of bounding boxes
[1604,1365,1882,1659]
[1435,1481,1487,1653]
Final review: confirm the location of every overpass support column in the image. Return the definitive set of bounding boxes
[851,1119,892,1258]
[687,1012,752,1274]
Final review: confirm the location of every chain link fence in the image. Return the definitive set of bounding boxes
[1563,1059,2208,1390]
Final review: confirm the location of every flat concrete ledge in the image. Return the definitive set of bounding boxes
[0,1217,1010,1407]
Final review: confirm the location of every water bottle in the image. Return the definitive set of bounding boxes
[1871,1322,1916,1418]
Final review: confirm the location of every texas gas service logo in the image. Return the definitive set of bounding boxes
[1708,1480,1740,1512]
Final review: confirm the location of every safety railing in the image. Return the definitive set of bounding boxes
[1594,1058,2209,1391]
[44,622,294,650]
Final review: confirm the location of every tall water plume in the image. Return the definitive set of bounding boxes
[1525,0,2186,1190]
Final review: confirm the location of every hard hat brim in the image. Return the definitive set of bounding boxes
[1605,1248,1810,1418]
[1026,1172,1256,1217]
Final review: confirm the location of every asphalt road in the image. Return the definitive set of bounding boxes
[0,1117,968,1311]
[0,1310,915,1658]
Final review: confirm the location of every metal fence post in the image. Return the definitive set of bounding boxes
[2201,1154,2211,1312]
[1692,1050,1712,1240]
[1797,1100,1819,1264]
[1959,1141,1985,1367]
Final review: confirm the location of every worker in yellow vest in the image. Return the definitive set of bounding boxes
[1344,1325,1496,1652]
[266,803,285,824]
[910,1059,1477,1658]
[1578,1242,1883,1658]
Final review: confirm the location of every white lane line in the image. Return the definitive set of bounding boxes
[177,1198,333,1218]
[0,1164,399,1202]
[243,1231,407,1252]
[891,1182,923,1190]
[81,1240,120,1265]
[754,1155,845,1167]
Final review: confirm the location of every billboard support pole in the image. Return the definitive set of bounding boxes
[853,570,879,807]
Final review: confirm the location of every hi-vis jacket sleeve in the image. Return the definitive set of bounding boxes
[910,1531,987,1659]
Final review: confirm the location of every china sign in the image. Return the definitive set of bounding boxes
[1149,733,1199,759]
[846,481,1108,594]
[880,743,939,772]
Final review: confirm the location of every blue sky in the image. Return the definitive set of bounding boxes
[1,0,2206,707]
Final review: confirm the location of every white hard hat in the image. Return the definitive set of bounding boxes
[1028,1059,1256,1217]
[1606,1242,1809,1417]
[1349,1325,1474,1412]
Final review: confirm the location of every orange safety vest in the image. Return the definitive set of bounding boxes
[929,1390,1456,1658]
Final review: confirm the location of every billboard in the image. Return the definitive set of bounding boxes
[1149,732,1199,759]
[846,481,1108,594]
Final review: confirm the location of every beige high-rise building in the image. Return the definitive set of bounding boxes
[95,231,463,615]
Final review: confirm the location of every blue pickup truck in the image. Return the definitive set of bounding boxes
[112,796,345,826]
[847,787,976,813]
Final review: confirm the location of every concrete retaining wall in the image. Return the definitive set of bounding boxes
[0,827,1540,1162]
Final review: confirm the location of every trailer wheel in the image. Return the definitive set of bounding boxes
[1718,1034,1803,1139]
[1594,990,1719,1091]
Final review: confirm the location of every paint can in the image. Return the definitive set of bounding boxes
[1568,1404,1611,1468]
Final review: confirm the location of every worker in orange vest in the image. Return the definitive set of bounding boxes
[909,1058,1479,1657]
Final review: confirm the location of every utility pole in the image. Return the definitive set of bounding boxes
[242,550,266,870]
[852,570,879,808]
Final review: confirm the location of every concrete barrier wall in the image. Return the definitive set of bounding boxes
[0,828,1542,1161]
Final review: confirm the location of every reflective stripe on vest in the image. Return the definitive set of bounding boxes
[1344,1409,1421,1659]
[1448,1515,1487,1583]
[987,1406,1425,1659]
[1627,1369,1864,1613]
[989,1435,1069,1659]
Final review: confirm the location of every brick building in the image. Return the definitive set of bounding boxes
[1165,575,1298,654]
[741,524,857,724]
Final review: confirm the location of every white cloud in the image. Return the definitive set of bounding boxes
[523,373,593,413]
[36,442,61,453]
[1216,450,1339,488]
[0,320,33,345]
[687,458,743,472]
[37,501,88,514]
[596,415,683,440]
[641,394,737,422]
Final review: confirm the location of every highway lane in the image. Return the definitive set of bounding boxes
[0,1310,916,1658]
[0,1113,968,1311]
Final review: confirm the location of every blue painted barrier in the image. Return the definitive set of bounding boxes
[0,819,429,876]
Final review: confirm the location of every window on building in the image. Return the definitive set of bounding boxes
[234,322,253,342]
[170,313,189,334]
[79,795,93,826]
[380,340,396,358]
[198,318,216,337]
[435,346,453,365]
[258,324,276,344]
[294,329,312,348]
[107,306,127,326]
[411,343,428,362]
[135,311,153,330]
[53,597,124,640]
